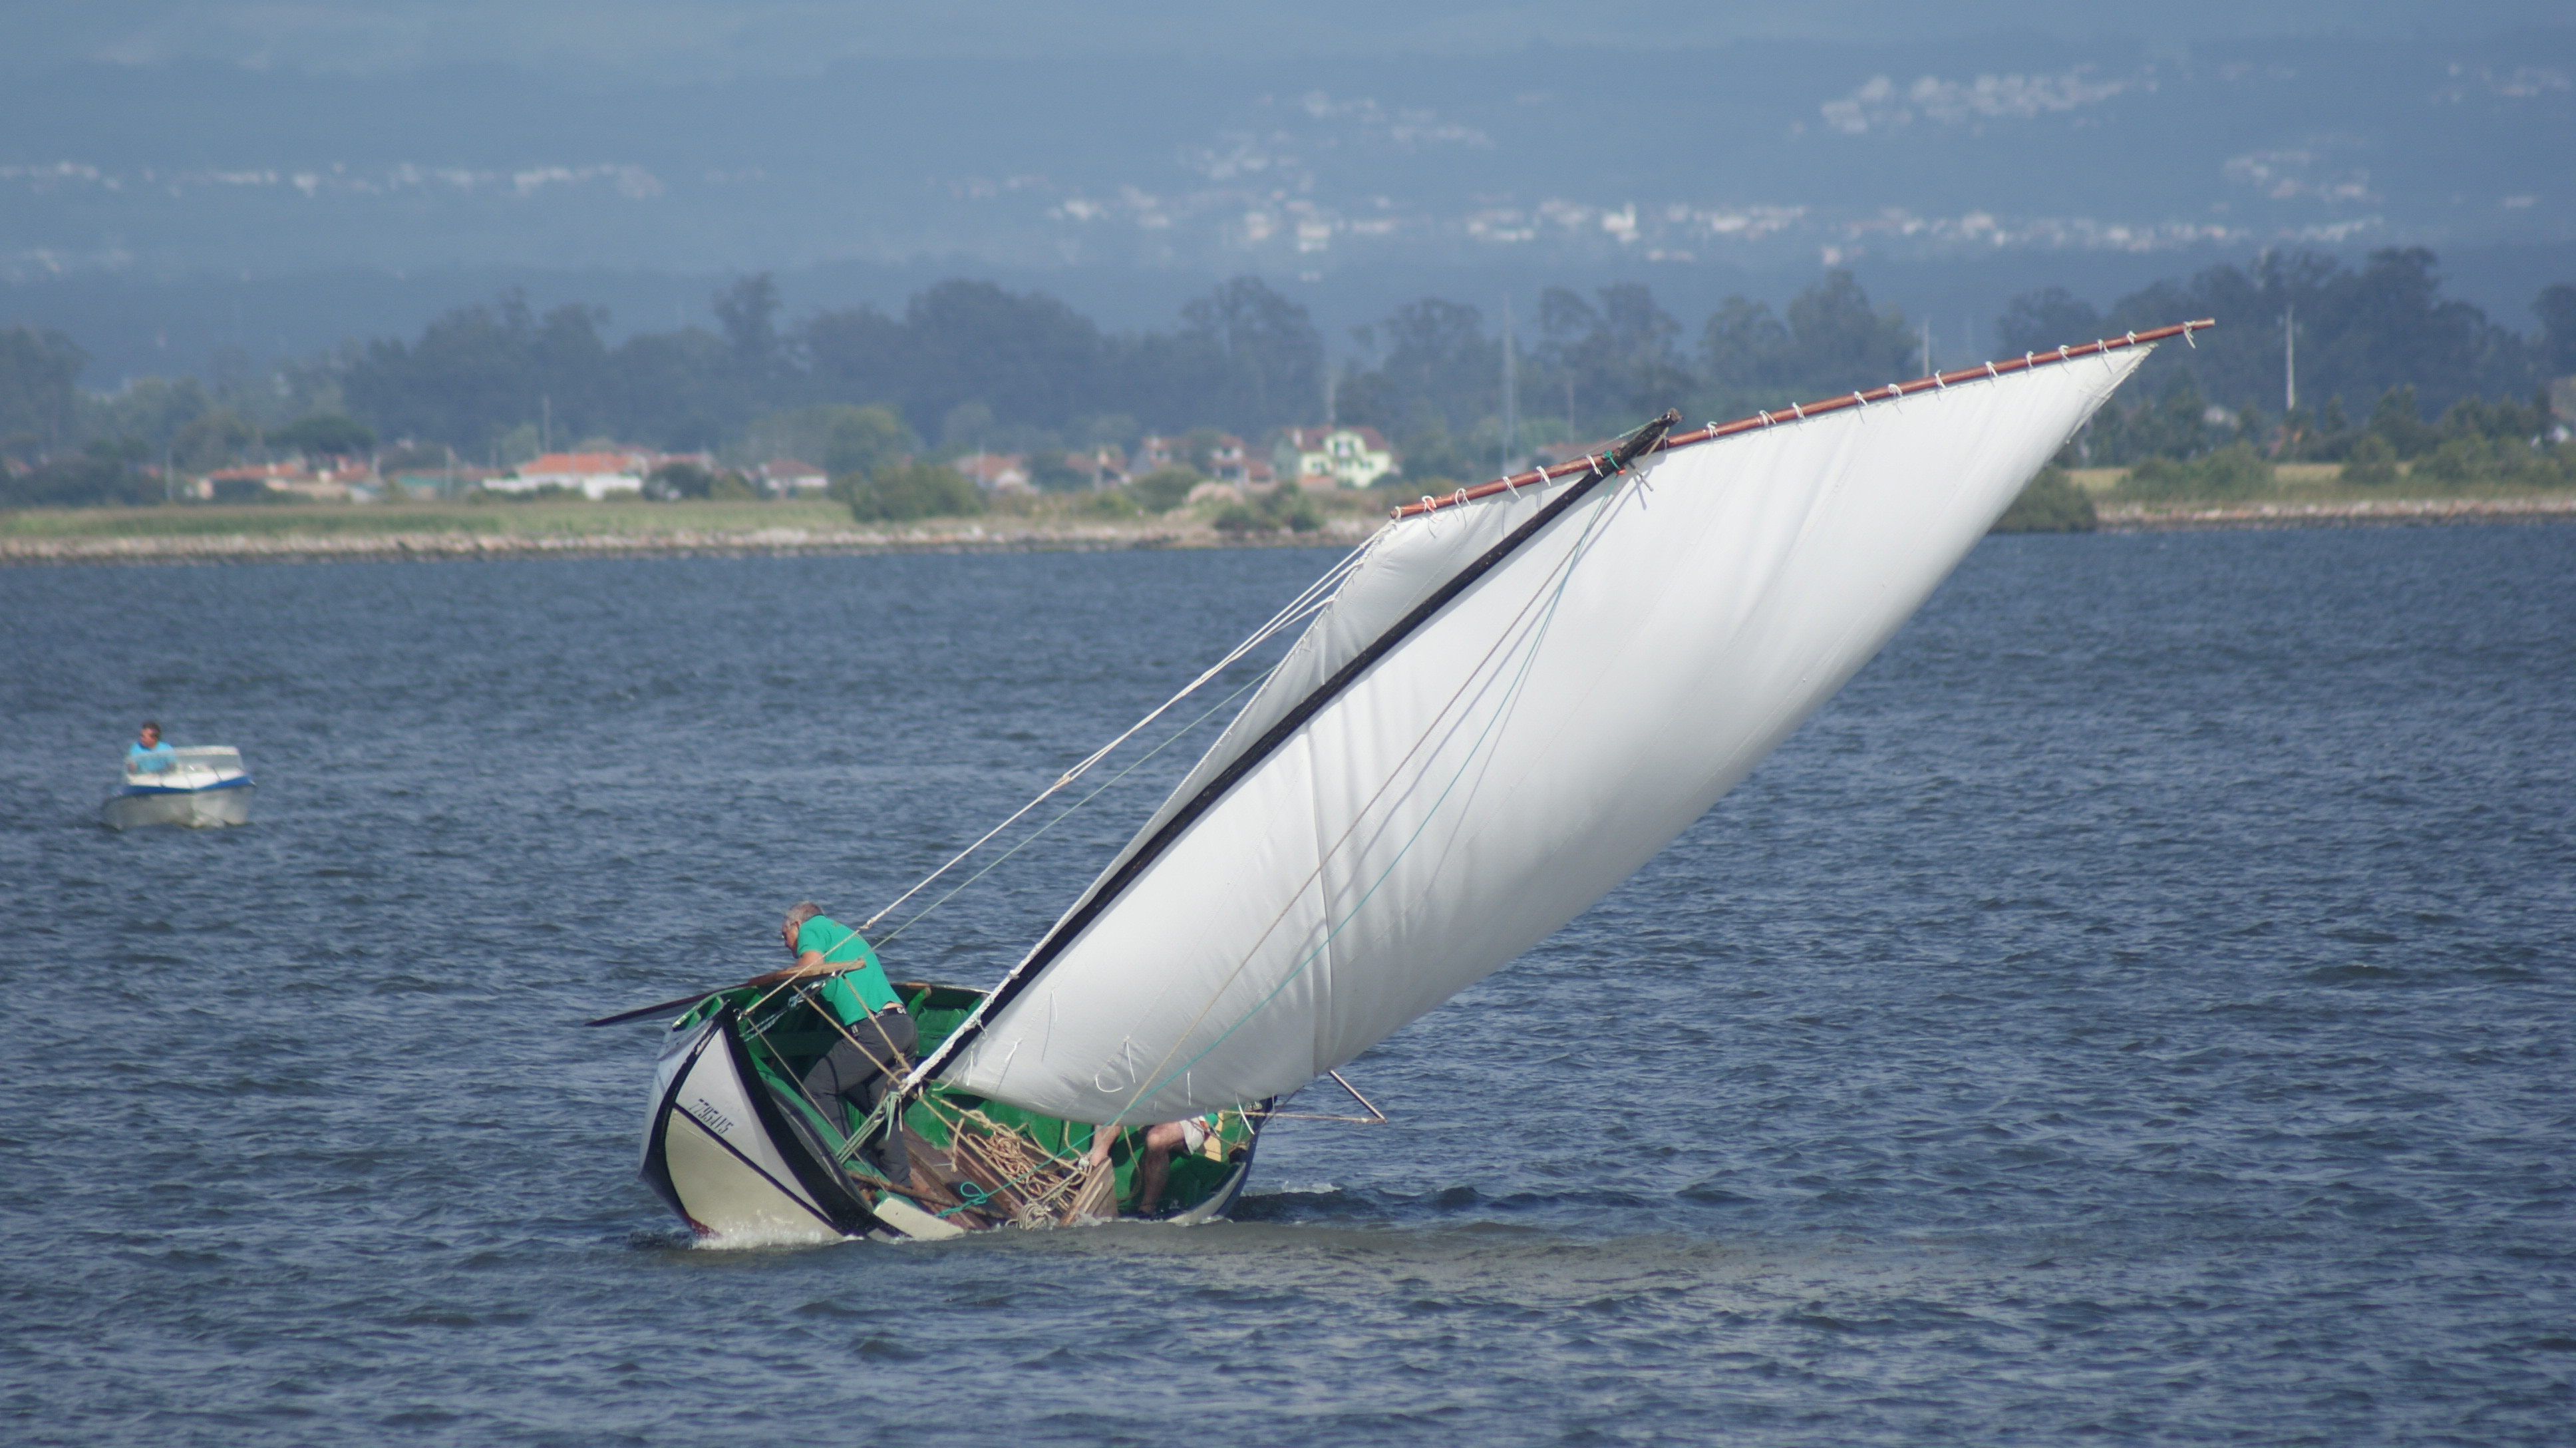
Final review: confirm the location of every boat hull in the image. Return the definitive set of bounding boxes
[102,781,254,831]
[635,992,1270,1245]
[640,1009,882,1245]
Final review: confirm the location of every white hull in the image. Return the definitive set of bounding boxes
[635,1002,1268,1244]
[102,783,254,831]
[641,1012,862,1245]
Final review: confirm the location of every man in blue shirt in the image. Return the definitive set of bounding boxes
[127,721,176,774]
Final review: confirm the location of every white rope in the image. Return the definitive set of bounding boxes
[869,671,1267,949]
[857,541,1372,934]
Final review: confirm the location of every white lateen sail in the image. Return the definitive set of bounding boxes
[917,339,2159,1126]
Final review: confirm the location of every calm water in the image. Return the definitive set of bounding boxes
[3,528,2571,1445]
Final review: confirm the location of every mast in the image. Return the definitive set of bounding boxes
[1500,299,1520,474]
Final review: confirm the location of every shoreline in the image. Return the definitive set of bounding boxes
[2094,494,2576,532]
[0,516,1373,566]
[4,494,2569,566]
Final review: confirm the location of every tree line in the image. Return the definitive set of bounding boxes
[2001,248,2575,470]
[3,246,2568,510]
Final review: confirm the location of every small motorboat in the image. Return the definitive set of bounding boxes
[102,747,255,830]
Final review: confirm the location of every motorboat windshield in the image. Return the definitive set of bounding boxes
[122,746,249,789]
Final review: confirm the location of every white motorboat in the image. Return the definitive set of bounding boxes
[102,747,255,830]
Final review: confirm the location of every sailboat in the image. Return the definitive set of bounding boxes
[620,323,2205,1244]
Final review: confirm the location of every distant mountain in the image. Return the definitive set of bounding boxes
[3,31,2570,382]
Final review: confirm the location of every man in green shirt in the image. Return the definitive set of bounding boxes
[754,902,915,1172]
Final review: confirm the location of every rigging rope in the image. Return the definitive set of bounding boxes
[868,671,1268,950]
[854,541,1373,936]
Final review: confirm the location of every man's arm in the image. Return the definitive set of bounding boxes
[744,949,836,990]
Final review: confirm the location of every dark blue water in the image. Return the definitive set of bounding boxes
[4,528,2571,1445]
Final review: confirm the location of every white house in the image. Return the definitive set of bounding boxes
[494,451,649,500]
[759,458,829,496]
[1271,426,1398,489]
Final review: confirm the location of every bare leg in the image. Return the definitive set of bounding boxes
[1136,1121,1190,1215]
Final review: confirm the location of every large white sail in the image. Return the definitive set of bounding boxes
[929,343,2154,1125]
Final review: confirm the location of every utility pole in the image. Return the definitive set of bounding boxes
[541,395,552,454]
[2283,303,2297,416]
[1500,299,1520,473]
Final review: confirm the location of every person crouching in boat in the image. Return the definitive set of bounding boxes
[750,902,915,1172]
[1082,1112,1221,1218]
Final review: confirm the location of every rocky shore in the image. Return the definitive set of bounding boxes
[0,515,1379,566]
[5,493,2569,565]
[2098,494,2576,532]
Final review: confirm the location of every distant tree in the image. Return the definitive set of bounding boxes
[1127,464,1202,512]
[801,304,907,412]
[1997,287,2104,356]
[714,273,782,367]
[2534,284,2576,378]
[1,449,155,508]
[896,281,1104,436]
[824,405,911,476]
[2092,248,2533,421]
[844,460,981,522]
[1349,299,1494,437]
[1541,283,1692,430]
[80,375,212,453]
[2368,385,2437,458]
[1990,466,2097,532]
[939,401,997,451]
[2118,442,2273,500]
[1776,272,1915,393]
[1166,276,1327,435]
[344,290,613,456]
[746,403,914,477]
[1695,271,1914,412]
[1257,484,1322,533]
[269,413,376,458]
[171,410,257,471]
[1027,449,1089,492]
[0,325,86,454]
[2340,433,2400,484]
[1182,426,1226,473]
[647,460,716,500]
[1698,295,1790,393]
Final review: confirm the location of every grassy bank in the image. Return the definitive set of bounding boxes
[0,498,858,540]
[2062,462,2576,507]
